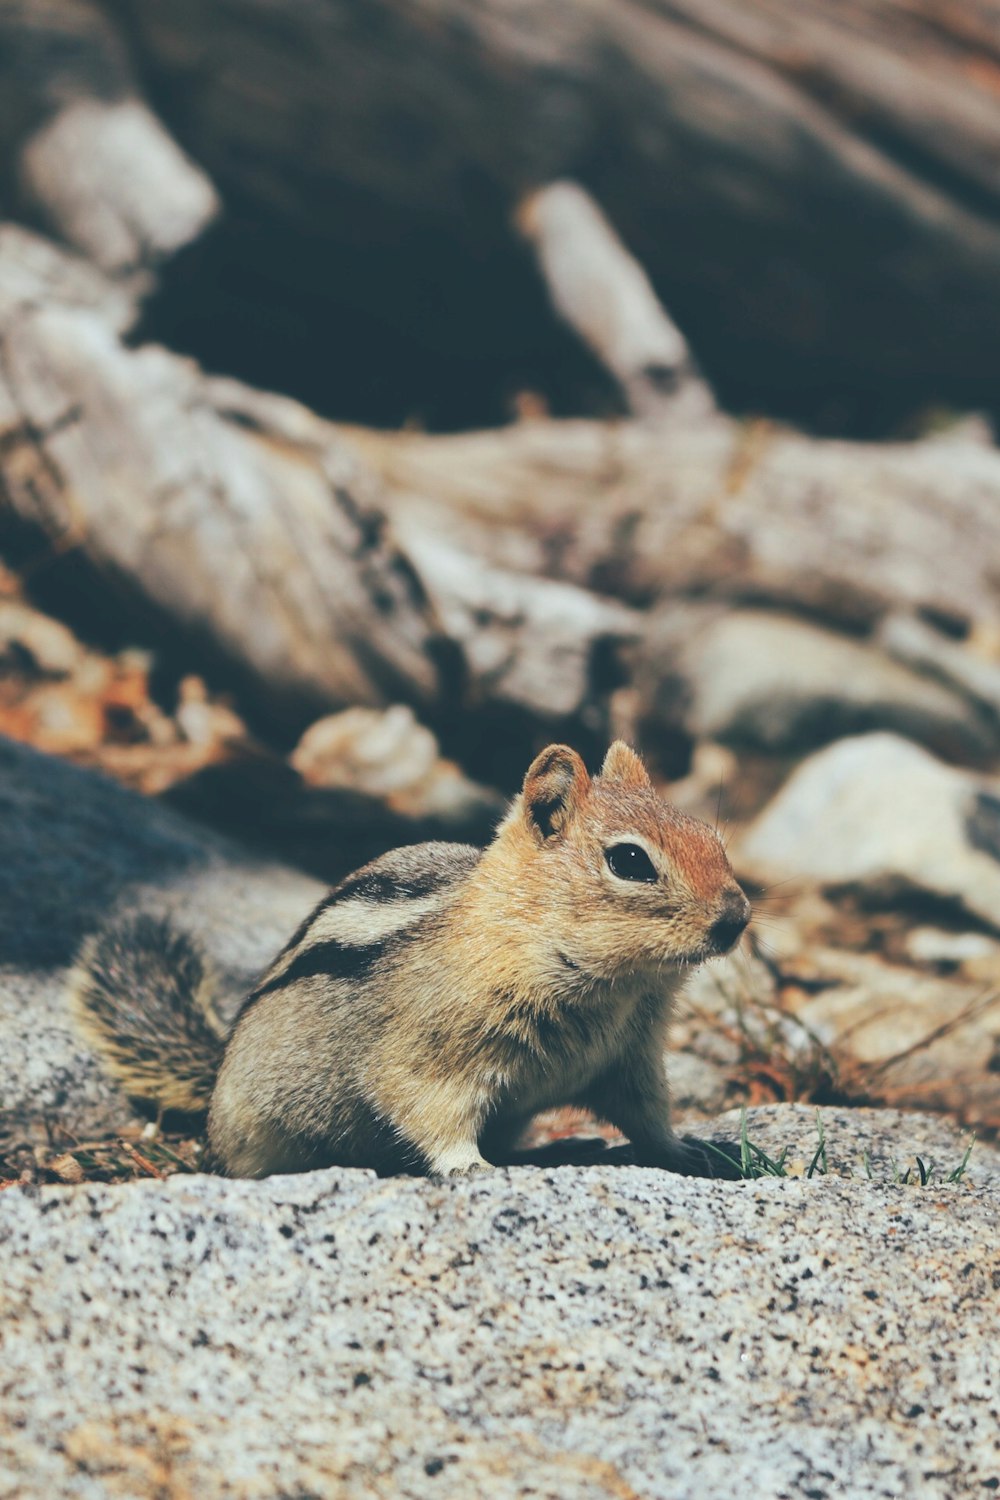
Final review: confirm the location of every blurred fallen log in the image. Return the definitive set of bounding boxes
[10,220,995,762]
[515,182,716,425]
[205,378,640,765]
[0,228,445,725]
[2,1,218,284]
[397,528,638,726]
[347,417,1000,632]
[0,229,634,767]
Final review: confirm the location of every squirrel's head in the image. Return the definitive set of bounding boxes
[497,741,750,979]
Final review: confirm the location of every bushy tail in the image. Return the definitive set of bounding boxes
[70,914,226,1115]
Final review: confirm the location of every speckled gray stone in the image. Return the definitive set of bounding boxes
[1,1105,997,1499]
[0,735,323,1138]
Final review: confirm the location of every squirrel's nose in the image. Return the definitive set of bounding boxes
[708,888,751,954]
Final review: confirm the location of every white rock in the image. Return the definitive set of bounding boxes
[291,704,501,825]
[738,732,1000,932]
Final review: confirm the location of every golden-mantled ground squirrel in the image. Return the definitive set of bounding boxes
[72,742,750,1179]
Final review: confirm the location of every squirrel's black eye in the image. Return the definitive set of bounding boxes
[605,843,658,883]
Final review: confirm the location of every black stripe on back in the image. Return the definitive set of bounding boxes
[235,843,479,1023]
[245,863,441,986]
[237,936,391,1018]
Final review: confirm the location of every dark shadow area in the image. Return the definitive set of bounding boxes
[0,735,202,969]
[499,1134,745,1180]
[163,751,503,888]
[429,694,622,800]
[133,195,626,433]
[133,190,986,440]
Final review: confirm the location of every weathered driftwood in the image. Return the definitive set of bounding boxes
[0,229,635,746]
[106,0,1000,411]
[204,378,640,746]
[345,415,1000,632]
[397,526,637,724]
[0,223,136,334]
[2,1,217,282]
[515,182,716,426]
[0,230,443,724]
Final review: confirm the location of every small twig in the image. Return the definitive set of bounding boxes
[851,988,1000,1086]
[116,1139,165,1179]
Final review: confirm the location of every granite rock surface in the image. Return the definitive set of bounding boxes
[1,1105,997,1500]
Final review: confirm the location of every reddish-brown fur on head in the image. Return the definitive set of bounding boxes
[493,741,750,980]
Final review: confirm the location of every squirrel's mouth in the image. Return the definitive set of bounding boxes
[680,931,748,966]
[705,935,744,960]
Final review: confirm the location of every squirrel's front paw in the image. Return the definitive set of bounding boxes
[631,1136,743,1179]
[428,1157,492,1181]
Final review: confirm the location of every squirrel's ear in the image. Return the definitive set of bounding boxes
[522,744,590,842]
[600,741,651,789]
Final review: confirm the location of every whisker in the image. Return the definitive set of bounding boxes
[751,934,776,963]
[749,877,800,895]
